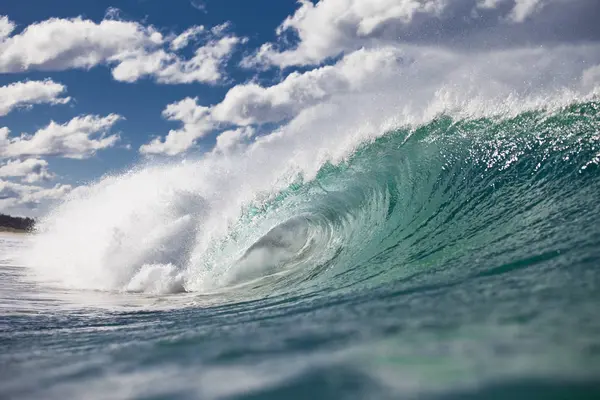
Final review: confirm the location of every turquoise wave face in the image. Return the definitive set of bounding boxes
[203,101,600,300]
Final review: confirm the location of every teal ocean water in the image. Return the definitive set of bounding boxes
[2,101,600,399]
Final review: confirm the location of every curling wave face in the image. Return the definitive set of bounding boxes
[21,101,600,302]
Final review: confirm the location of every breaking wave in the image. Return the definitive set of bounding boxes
[21,100,600,303]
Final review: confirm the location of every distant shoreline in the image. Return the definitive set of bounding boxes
[0,214,35,234]
[0,227,29,234]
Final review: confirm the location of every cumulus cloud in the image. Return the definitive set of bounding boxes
[144,42,600,155]
[0,15,15,39]
[136,0,599,156]
[140,48,404,155]
[478,0,548,22]
[214,48,401,125]
[170,25,206,51]
[0,114,122,159]
[0,79,70,116]
[244,0,598,68]
[213,127,256,154]
[0,158,54,183]
[140,98,213,155]
[0,179,71,214]
[149,36,245,84]
[0,16,164,72]
[0,15,244,84]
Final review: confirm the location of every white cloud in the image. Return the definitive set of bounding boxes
[111,28,243,84]
[0,158,54,183]
[140,98,213,156]
[215,47,400,126]
[478,0,545,22]
[170,25,205,51]
[0,79,70,116]
[0,114,122,159]
[0,15,244,84]
[214,127,256,154]
[510,0,544,22]
[110,49,175,83]
[0,16,164,72]
[0,179,71,214]
[154,35,245,84]
[144,42,600,156]
[0,15,15,39]
[136,0,598,157]
[141,47,403,156]
[244,0,592,68]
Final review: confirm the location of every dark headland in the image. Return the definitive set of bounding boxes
[0,213,36,233]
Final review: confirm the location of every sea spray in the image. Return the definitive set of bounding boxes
[20,100,600,298]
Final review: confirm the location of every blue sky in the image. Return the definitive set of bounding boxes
[1,0,599,216]
[0,0,298,185]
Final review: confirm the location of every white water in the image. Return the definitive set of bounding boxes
[19,45,600,295]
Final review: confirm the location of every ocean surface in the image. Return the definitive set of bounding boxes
[2,101,600,399]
